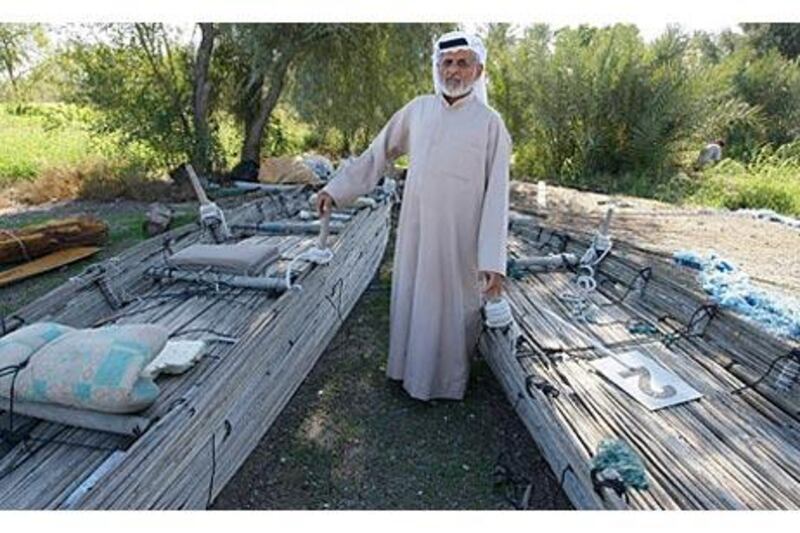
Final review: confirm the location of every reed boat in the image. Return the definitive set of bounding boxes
[0,180,392,509]
[481,209,800,509]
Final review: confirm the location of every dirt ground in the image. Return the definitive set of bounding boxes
[213,207,572,510]
[510,182,800,298]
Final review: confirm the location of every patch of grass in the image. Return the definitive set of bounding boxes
[0,103,177,206]
[688,155,800,216]
[0,103,101,185]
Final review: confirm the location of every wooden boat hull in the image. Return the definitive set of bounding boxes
[481,212,800,510]
[0,189,391,509]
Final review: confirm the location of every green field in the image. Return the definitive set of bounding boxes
[0,103,105,186]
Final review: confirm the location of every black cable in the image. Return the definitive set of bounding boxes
[597,267,653,306]
[0,315,26,337]
[0,362,27,436]
[559,464,575,489]
[169,328,236,341]
[731,349,799,395]
[206,433,217,508]
[662,303,718,347]
[324,278,345,329]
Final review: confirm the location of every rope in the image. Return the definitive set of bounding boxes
[560,232,613,323]
[484,298,514,328]
[0,228,31,262]
[284,246,334,291]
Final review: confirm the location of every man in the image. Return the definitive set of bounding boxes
[694,139,725,170]
[316,31,512,401]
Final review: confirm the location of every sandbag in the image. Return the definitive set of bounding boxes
[0,322,75,368]
[0,323,167,414]
[258,156,322,185]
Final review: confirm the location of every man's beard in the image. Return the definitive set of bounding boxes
[438,72,476,98]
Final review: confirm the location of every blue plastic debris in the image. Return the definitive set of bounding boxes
[673,249,800,340]
[672,250,705,271]
[591,438,649,490]
[628,321,659,335]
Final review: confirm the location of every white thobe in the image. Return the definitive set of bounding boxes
[323,91,512,400]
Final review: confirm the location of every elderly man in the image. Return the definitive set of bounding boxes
[316,31,512,401]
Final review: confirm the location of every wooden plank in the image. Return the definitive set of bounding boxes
[0,246,101,287]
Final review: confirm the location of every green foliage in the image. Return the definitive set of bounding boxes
[291,23,453,155]
[485,22,800,209]
[689,142,800,216]
[727,48,800,149]
[66,24,200,171]
[4,22,800,220]
[214,23,343,162]
[263,105,313,156]
[742,23,800,60]
[497,24,710,184]
[0,23,49,101]
[0,102,97,183]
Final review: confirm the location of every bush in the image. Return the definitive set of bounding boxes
[500,25,714,185]
[689,142,800,216]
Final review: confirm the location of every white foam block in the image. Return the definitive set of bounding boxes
[142,340,207,379]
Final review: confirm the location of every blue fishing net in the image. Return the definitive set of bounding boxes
[673,250,800,340]
[591,439,649,490]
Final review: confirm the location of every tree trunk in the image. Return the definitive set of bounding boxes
[0,217,108,265]
[192,23,216,174]
[239,50,295,164]
[133,24,193,143]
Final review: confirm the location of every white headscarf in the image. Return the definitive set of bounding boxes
[432,31,488,105]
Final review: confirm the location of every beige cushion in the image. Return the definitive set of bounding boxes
[169,243,280,275]
[1,323,167,414]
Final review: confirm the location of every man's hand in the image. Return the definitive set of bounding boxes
[316,191,335,217]
[480,271,504,299]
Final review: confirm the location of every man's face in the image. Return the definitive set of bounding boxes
[437,49,483,98]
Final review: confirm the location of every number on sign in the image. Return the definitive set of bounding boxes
[619,366,676,399]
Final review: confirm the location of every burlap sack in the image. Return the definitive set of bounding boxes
[258,156,323,185]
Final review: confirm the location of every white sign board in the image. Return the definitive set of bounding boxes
[590,351,703,411]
